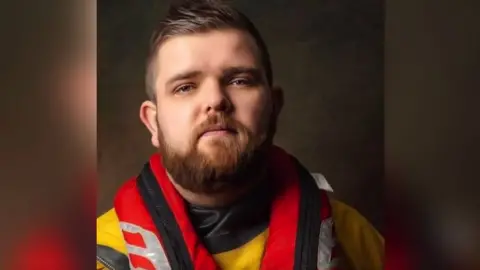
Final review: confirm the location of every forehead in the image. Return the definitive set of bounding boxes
[154,29,261,82]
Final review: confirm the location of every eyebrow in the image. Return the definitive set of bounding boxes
[222,67,262,80]
[165,70,202,88]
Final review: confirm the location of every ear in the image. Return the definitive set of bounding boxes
[139,100,160,148]
[271,86,284,117]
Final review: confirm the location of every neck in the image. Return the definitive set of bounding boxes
[168,170,267,208]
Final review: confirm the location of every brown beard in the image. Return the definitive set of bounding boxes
[157,113,275,194]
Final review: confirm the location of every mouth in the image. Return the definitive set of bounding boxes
[200,126,237,137]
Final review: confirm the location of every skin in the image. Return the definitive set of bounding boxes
[140,29,283,207]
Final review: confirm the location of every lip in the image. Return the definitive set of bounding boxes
[200,127,236,137]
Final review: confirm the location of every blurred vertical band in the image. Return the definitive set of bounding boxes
[0,0,96,269]
[386,0,480,268]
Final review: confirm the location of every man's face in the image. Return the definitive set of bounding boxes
[141,29,279,194]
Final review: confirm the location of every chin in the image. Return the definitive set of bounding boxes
[200,141,241,161]
[198,136,235,150]
[198,143,229,159]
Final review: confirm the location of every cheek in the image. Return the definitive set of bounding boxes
[156,105,192,149]
[233,91,271,134]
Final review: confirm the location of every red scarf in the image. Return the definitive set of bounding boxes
[115,146,338,270]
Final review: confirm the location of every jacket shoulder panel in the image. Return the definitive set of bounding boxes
[331,199,384,270]
[97,208,127,254]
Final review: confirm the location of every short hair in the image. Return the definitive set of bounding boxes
[145,0,273,100]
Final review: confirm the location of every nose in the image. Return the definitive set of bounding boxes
[201,80,232,114]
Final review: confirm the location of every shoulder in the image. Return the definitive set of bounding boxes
[96,175,139,257]
[330,198,384,270]
[97,208,126,253]
[97,208,129,269]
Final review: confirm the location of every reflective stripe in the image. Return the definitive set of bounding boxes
[119,222,171,270]
[311,173,334,193]
[317,217,337,269]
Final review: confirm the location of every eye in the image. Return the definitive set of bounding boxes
[174,84,195,94]
[230,78,252,86]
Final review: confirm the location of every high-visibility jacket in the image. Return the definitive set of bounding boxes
[97,146,384,270]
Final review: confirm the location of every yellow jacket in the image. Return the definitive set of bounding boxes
[97,198,383,270]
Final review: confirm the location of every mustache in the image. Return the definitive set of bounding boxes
[194,114,241,139]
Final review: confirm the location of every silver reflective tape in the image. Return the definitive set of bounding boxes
[317,217,336,270]
[120,222,172,270]
[310,173,334,193]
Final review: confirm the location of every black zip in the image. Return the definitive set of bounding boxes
[96,244,130,270]
[97,254,115,270]
[292,157,322,270]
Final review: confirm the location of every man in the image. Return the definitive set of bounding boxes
[97,1,384,269]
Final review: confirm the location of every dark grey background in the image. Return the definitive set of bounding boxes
[98,0,384,230]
